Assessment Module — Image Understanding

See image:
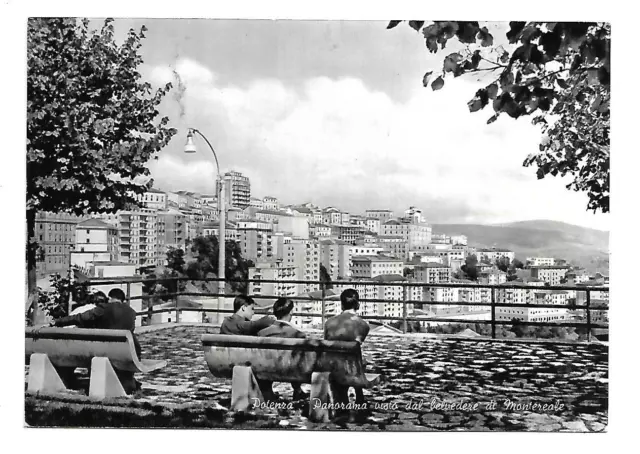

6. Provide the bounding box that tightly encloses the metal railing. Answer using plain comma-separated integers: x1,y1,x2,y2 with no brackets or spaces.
85,276,609,341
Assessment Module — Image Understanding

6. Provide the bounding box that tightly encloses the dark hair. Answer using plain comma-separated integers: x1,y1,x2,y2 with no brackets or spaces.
90,291,108,305
340,288,360,311
273,297,294,319
108,288,126,302
233,295,255,313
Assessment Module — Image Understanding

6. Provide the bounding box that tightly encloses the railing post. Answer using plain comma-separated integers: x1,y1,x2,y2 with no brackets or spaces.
175,290,181,324
402,284,408,334
490,287,496,339
586,289,591,342
126,281,131,306
147,295,153,326
321,286,326,331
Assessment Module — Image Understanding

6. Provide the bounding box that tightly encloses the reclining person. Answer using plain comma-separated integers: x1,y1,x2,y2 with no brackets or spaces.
258,297,309,400
324,288,370,405
49,288,142,393
220,295,277,400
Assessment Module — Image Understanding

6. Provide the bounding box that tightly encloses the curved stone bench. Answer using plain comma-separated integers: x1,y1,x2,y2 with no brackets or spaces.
202,334,380,421
25,327,166,398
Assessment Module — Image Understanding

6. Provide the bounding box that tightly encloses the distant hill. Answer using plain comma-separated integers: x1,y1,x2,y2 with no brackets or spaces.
432,220,609,274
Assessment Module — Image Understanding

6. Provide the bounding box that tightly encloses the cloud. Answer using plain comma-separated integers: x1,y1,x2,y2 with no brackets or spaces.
146,58,609,230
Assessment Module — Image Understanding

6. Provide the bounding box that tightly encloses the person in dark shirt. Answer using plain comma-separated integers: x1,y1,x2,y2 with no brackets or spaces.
258,297,308,400
50,288,142,393
324,288,370,405
220,294,275,335
220,295,276,400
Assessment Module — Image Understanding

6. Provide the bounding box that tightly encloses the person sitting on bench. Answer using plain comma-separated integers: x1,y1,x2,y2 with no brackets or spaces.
220,295,275,335
324,288,370,405
49,288,142,393
258,297,309,400
220,295,277,400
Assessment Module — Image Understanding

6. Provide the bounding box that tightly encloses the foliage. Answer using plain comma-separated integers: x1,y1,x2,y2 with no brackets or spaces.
187,235,254,293
166,247,186,274
403,267,415,278
389,21,610,212
460,254,479,281
319,264,333,290
26,18,176,308
495,256,511,272
37,274,92,319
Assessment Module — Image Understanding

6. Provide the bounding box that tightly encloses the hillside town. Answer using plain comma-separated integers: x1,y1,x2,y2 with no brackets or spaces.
34,169,609,332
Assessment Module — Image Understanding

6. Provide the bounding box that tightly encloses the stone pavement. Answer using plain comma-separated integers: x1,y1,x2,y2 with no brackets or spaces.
127,325,607,431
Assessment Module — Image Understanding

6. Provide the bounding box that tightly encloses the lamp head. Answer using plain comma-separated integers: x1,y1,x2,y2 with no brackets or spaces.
184,129,197,153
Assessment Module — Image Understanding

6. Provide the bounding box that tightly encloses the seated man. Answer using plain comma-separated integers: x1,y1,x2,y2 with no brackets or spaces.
324,288,370,405
258,297,308,400
49,288,142,393
220,295,276,400
220,295,274,335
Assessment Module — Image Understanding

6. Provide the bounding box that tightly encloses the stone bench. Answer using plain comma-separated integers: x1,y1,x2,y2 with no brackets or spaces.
25,327,166,399
201,334,380,421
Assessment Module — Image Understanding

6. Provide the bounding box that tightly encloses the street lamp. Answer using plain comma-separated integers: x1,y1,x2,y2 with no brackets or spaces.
184,128,226,323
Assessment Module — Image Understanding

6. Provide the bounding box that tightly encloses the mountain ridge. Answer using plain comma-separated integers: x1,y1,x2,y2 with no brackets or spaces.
432,220,609,274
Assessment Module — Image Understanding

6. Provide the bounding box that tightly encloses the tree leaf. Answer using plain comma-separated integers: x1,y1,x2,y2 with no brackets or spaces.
487,114,499,124
477,26,494,47
408,21,425,32
422,71,433,87
486,83,499,100
443,52,463,73
431,76,445,91
387,20,402,29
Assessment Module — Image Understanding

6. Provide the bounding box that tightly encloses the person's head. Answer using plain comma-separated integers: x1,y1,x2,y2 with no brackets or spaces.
273,297,295,321
233,295,256,320
90,291,108,305
108,288,126,304
340,288,360,312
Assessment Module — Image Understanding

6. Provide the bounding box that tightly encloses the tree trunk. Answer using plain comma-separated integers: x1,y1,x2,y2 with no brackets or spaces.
26,209,40,325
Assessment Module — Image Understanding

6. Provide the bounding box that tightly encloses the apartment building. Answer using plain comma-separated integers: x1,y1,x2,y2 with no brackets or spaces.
309,224,332,238
320,239,352,280
282,239,320,295
365,218,381,235
381,219,432,258
350,245,385,256
262,196,278,211
414,263,452,284
477,248,515,263
102,209,160,270
220,170,251,209
377,235,407,259
276,214,310,240
202,221,239,242
71,219,119,269
35,211,86,277
478,268,507,285
365,209,393,223
248,261,298,298
526,257,556,267
136,188,167,211
350,255,404,279
157,209,188,252
530,265,570,286
237,222,284,263
330,224,365,244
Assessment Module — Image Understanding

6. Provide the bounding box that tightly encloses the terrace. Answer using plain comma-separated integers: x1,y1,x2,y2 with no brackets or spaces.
25,278,608,430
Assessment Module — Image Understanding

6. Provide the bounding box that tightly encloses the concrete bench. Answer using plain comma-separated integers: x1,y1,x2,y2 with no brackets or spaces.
25,327,166,399
202,334,380,421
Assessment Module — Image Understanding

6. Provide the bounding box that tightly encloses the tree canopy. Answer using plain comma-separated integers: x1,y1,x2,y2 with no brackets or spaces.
389,21,610,213
27,18,176,317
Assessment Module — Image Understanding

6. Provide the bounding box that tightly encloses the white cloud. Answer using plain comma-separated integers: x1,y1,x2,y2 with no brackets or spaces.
148,58,609,230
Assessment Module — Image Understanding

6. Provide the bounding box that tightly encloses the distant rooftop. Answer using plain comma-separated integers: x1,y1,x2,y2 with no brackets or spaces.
77,218,114,229
352,255,403,262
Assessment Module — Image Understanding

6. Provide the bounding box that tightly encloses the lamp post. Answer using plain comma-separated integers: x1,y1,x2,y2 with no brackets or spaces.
185,129,226,323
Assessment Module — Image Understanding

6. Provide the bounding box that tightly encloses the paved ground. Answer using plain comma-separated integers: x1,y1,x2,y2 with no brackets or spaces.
117,325,607,431
24,325,607,430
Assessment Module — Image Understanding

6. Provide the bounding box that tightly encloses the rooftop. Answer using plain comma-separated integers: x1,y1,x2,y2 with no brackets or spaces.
25,325,607,430
76,218,114,229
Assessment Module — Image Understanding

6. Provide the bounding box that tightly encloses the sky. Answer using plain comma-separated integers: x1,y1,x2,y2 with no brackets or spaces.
104,19,609,231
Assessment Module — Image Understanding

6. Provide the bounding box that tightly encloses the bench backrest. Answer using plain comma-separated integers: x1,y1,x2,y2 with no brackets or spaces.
202,334,370,386
25,327,145,372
